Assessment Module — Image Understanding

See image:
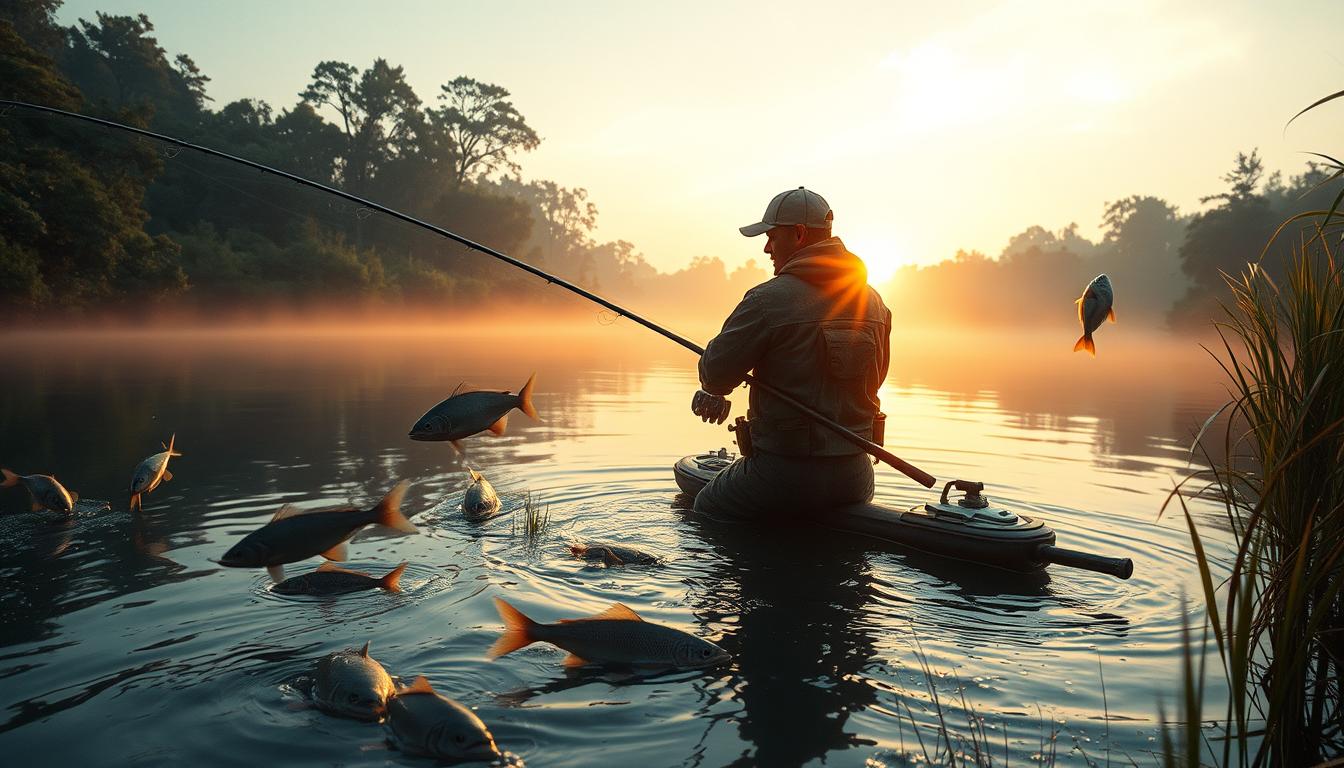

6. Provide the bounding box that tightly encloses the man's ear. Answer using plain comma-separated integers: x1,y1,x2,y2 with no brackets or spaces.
792,224,807,242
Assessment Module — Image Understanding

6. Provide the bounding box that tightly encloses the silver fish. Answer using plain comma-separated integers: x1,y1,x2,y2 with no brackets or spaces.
568,542,660,566
2,468,78,513
218,481,417,583
408,374,539,453
314,641,396,721
462,468,501,521
489,597,731,670
129,434,182,511
1074,273,1115,357
384,676,500,762
273,561,408,596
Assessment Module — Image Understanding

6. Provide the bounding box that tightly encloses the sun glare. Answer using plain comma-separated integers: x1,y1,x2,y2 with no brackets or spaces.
844,233,907,285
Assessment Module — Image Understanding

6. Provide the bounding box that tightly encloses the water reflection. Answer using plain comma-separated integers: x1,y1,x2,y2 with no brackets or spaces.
678,503,881,765
0,326,1228,766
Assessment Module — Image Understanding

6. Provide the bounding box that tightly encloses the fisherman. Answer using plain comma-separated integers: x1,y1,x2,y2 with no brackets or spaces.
691,188,892,520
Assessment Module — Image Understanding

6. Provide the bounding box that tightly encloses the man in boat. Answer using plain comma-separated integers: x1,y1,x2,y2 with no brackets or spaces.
691,187,892,519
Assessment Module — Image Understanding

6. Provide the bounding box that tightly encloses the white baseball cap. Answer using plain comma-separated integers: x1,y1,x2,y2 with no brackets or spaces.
739,187,834,237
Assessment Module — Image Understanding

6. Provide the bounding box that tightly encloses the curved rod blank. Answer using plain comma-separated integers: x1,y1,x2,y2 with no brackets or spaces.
0,99,937,488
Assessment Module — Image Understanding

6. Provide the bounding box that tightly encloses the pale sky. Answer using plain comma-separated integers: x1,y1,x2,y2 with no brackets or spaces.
57,0,1344,282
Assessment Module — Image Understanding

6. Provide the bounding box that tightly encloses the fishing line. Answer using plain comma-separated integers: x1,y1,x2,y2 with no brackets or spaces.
0,99,937,488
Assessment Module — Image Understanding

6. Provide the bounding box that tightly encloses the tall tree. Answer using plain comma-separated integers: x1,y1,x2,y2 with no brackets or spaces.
1095,195,1188,324
0,21,185,313
434,77,540,186
300,58,422,194
61,12,209,132
1170,150,1280,326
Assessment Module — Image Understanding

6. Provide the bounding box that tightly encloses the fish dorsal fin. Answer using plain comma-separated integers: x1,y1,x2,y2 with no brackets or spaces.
270,504,303,522
569,602,643,622
487,414,508,435
359,641,370,658
316,561,367,576
448,382,466,398
468,468,483,483
398,675,435,696
1108,307,1116,323
563,653,589,668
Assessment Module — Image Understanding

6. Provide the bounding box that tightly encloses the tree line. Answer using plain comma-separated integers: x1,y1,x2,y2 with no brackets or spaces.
1,1,1336,330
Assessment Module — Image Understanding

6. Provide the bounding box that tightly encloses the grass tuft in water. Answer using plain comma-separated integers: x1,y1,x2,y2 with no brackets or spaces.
1162,225,1344,765
511,491,550,544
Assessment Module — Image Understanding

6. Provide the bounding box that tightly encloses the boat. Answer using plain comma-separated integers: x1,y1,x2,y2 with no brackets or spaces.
674,450,1133,579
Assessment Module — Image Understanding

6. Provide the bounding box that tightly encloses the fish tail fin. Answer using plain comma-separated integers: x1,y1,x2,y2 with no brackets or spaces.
489,597,540,659
1073,334,1089,353
166,433,183,458
381,562,408,593
1,468,17,488
372,480,418,534
518,372,540,421
1087,336,1096,357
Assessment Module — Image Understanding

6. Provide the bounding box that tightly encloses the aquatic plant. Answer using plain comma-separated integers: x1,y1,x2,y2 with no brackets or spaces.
511,491,550,542
1164,223,1344,764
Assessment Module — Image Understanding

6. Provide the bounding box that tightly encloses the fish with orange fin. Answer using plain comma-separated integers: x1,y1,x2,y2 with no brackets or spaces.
2,468,78,513
408,373,540,454
129,433,182,512
273,561,409,596
1074,273,1115,357
217,481,417,583
488,597,731,670
384,676,500,762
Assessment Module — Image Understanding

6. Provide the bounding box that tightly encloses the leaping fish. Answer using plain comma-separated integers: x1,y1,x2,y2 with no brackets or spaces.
1074,274,1115,357
408,374,539,454
129,434,182,512
218,481,417,583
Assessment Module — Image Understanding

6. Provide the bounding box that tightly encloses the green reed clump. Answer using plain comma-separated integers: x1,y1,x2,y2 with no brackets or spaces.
1164,232,1344,765
511,491,550,541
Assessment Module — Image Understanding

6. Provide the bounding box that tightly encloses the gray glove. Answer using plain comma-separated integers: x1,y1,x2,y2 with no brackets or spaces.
691,389,732,425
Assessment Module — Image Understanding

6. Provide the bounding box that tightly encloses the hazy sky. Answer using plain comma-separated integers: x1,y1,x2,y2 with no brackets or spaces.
57,0,1344,281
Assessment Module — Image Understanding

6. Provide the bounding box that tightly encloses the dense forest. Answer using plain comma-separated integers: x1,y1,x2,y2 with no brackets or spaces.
0,0,1336,329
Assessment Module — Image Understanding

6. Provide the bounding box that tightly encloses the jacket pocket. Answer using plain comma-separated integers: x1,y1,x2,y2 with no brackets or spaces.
821,327,877,381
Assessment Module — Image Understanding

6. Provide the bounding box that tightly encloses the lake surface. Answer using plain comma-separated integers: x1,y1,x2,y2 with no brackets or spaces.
0,323,1233,767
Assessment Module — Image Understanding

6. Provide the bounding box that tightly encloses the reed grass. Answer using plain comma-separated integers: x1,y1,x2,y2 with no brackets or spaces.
511,490,550,542
1162,226,1344,765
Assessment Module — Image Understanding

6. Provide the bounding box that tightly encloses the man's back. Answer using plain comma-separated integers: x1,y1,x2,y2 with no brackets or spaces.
699,237,891,457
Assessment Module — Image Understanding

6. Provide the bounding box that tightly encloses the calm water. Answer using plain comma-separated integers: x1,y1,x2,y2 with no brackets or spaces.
0,324,1232,767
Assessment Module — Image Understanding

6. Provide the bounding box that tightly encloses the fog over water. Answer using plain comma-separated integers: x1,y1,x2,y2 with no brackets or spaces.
0,322,1233,766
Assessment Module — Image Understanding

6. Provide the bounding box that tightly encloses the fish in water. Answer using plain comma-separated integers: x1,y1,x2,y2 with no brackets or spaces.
384,676,500,762
218,481,417,583
2,468,78,513
489,597,731,670
408,373,539,453
272,561,408,596
462,468,501,521
313,641,396,721
1073,273,1115,357
129,433,183,512
568,542,661,566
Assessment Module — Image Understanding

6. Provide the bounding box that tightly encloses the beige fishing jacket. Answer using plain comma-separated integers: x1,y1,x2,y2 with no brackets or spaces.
699,237,892,457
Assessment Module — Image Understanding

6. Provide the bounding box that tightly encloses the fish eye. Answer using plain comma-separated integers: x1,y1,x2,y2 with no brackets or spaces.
455,734,465,744
347,692,360,703
701,648,712,657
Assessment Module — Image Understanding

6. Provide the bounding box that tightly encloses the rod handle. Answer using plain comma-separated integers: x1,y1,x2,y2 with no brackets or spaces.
1036,545,1134,580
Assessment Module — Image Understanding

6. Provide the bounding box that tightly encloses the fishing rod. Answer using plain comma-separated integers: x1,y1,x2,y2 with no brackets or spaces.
1,99,937,488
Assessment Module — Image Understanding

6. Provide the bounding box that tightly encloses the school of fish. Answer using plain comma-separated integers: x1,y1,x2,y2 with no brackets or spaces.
2,372,744,764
